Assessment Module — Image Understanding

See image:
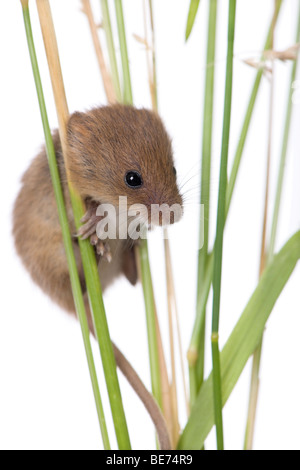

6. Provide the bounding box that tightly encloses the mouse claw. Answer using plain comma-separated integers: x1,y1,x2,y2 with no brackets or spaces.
96,241,112,263
96,240,105,256
80,200,98,223
90,233,99,246
78,218,101,240
80,209,93,224
105,244,112,263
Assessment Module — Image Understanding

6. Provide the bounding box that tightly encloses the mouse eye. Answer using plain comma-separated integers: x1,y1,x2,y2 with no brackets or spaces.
173,166,177,177
125,171,143,188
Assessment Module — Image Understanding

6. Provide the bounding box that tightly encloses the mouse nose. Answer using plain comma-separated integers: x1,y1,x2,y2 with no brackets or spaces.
145,187,183,226
148,199,183,227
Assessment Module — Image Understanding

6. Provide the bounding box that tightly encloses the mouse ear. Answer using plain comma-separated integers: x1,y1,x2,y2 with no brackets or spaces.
67,111,92,145
68,111,86,132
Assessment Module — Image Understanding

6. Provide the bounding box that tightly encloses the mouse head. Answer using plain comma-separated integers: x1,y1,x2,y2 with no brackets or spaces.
67,105,183,229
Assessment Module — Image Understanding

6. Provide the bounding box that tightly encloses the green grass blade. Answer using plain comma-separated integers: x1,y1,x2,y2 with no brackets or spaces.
111,3,162,412
178,231,300,450
148,0,158,112
76,220,131,450
139,239,163,409
100,0,122,101
212,0,236,339
188,0,283,364
268,7,300,263
20,0,110,449
185,0,201,41
244,4,300,449
211,0,236,449
225,0,282,216
114,0,133,104
34,0,131,449
192,0,218,403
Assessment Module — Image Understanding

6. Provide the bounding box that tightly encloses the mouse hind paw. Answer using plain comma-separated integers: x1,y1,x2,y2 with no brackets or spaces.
90,235,112,263
77,201,112,263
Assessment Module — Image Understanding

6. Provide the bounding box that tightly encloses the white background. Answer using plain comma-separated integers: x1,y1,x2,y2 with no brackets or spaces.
1,0,300,450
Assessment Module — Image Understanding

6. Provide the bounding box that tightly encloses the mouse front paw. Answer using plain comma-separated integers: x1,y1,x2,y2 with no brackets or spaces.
77,200,101,239
77,201,112,263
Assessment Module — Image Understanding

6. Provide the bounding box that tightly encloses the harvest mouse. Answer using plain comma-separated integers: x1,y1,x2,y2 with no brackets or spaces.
13,104,183,449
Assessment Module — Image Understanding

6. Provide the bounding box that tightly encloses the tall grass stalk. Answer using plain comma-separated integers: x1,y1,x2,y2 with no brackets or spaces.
88,0,173,431
20,0,110,449
225,0,282,214
244,2,300,449
84,3,170,441
100,0,122,101
154,307,174,441
163,235,180,445
35,0,131,449
211,0,236,449
185,0,202,41
143,0,182,438
81,0,116,103
244,2,276,449
179,231,300,449
148,0,158,111
188,1,283,366
139,242,163,410
190,0,218,407
164,228,189,420
146,1,186,441
268,7,300,262
114,0,132,104
111,0,164,415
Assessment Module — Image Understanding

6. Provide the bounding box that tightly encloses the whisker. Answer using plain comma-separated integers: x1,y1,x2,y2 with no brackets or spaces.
178,172,200,193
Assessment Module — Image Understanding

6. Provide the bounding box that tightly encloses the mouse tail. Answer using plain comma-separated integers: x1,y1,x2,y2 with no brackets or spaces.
83,297,172,450
111,341,172,450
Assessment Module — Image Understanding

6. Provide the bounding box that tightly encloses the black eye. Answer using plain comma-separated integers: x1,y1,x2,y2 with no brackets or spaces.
173,166,177,177
125,171,143,188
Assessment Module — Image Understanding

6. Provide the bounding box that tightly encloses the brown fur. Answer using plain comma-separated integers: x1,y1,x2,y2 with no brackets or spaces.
13,105,182,310
67,105,182,209
13,105,182,450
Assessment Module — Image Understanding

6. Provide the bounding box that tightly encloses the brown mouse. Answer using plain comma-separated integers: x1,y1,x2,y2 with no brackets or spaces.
13,104,183,449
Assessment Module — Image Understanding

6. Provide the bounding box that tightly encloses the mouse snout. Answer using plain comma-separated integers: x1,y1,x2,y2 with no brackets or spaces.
147,192,183,227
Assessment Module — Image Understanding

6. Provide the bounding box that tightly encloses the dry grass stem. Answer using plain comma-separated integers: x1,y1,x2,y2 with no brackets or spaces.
135,245,174,446
133,33,152,50
143,0,156,110
243,43,299,77
154,311,174,448
164,235,189,419
173,286,190,417
263,43,300,61
244,2,276,449
163,237,180,447
36,0,69,160
81,0,117,104
243,58,272,76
